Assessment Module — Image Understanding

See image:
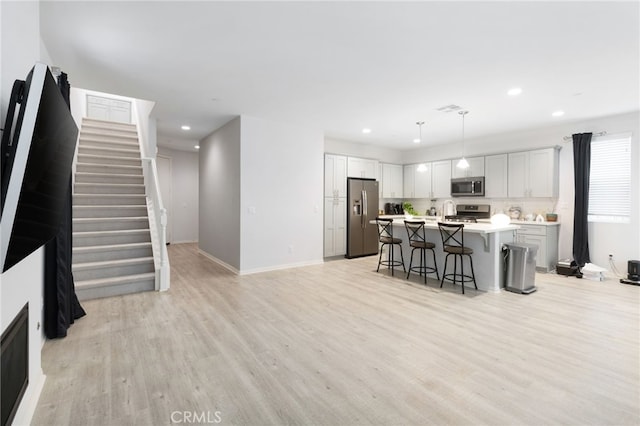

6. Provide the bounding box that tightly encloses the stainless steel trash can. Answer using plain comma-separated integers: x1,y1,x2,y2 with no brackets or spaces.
504,242,538,294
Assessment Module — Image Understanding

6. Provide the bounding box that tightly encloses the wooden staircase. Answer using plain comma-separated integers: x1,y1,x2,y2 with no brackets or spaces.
73,118,155,300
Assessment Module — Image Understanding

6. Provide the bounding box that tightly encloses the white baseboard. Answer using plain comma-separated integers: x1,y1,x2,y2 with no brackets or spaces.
197,249,240,274
239,259,324,275
197,249,323,276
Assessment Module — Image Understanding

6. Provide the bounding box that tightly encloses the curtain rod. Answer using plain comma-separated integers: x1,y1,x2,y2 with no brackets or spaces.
562,131,607,141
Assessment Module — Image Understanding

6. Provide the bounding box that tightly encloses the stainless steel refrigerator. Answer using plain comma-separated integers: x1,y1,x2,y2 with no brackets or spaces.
346,178,379,258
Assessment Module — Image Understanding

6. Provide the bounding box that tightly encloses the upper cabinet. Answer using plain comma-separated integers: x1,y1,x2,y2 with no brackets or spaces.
508,148,559,198
432,160,452,198
381,163,403,198
347,157,378,179
324,154,347,198
404,163,434,199
484,154,508,198
451,156,485,178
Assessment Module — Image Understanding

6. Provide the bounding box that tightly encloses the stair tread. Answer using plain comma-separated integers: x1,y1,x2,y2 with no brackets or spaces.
75,272,156,289
79,138,138,146
73,256,154,269
76,172,142,177
82,117,136,126
74,205,147,208
73,242,152,252
74,216,149,222
76,163,142,171
76,182,144,187
74,193,146,197
80,145,140,154
74,229,150,236
78,153,141,161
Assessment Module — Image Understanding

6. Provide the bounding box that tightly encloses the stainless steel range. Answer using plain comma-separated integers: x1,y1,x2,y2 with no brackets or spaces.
444,204,491,223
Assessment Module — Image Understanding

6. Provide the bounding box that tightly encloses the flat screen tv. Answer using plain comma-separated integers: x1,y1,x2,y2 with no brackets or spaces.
0,62,78,272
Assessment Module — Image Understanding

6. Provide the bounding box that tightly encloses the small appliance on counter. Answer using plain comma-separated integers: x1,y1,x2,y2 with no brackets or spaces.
508,206,521,220
383,202,403,215
620,260,640,285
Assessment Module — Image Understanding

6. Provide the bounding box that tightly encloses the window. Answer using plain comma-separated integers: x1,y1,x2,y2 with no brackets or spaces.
588,134,631,223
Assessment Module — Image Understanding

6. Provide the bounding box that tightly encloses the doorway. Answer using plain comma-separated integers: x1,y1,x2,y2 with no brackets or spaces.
156,155,173,244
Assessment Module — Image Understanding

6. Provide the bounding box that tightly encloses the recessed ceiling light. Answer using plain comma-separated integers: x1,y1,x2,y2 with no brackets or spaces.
181,125,191,130
507,87,522,96
413,138,421,144
194,145,200,149
362,128,371,134
551,110,565,117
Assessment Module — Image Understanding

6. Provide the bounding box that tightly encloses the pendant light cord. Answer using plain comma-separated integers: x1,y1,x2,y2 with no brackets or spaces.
459,110,468,156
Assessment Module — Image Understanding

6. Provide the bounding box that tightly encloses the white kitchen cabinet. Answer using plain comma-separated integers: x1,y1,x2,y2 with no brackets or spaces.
403,165,415,198
451,156,485,178
508,148,559,198
515,223,559,272
484,154,508,198
324,197,346,257
347,157,378,179
431,160,452,198
414,163,432,198
381,163,403,198
324,154,347,198
528,148,558,197
404,163,434,199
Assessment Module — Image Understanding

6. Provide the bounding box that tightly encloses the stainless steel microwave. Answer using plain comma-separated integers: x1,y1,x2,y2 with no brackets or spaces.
451,176,485,197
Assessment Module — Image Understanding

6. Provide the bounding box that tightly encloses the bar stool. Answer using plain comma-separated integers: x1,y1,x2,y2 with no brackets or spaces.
404,220,439,284
376,218,405,276
437,222,477,294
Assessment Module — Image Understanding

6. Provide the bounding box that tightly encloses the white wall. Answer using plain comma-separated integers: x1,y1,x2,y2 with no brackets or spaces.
199,118,242,270
325,137,404,164
0,2,47,424
401,111,640,272
240,115,324,273
199,115,324,274
158,147,199,243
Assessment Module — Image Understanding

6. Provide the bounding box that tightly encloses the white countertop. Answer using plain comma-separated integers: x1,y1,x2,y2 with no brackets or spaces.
373,217,520,234
477,218,561,226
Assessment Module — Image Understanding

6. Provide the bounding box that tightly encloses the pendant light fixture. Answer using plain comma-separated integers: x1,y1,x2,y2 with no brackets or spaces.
414,121,424,143
457,111,470,169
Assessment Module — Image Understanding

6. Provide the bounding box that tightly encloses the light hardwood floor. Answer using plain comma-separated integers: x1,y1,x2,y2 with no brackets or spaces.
32,243,639,425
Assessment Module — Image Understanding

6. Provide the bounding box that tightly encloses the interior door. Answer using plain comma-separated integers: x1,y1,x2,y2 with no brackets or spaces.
156,155,173,244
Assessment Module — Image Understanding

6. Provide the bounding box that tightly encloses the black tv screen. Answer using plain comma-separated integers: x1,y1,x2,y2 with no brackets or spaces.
0,63,78,272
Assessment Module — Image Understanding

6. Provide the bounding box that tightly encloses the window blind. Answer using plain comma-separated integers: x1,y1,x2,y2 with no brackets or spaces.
588,135,631,223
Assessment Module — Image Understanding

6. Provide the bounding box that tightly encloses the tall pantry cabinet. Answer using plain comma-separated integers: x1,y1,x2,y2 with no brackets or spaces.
324,154,347,257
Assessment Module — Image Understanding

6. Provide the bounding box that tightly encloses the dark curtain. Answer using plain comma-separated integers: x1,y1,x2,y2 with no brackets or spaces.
572,132,592,268
44,71,85,339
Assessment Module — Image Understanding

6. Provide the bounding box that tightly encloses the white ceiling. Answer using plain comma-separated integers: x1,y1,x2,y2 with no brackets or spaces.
40,1,639,152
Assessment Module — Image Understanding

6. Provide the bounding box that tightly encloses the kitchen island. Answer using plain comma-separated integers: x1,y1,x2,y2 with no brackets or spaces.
374,217,520,292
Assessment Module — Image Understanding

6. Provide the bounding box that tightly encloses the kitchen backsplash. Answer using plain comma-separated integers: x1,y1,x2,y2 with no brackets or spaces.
387,197,559,219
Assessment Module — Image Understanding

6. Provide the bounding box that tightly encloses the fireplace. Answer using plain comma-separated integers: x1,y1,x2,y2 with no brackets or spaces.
1,303,28,426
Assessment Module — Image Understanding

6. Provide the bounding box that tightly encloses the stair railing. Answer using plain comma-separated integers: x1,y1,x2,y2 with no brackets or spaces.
141,157,170,291
132,99,170,291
